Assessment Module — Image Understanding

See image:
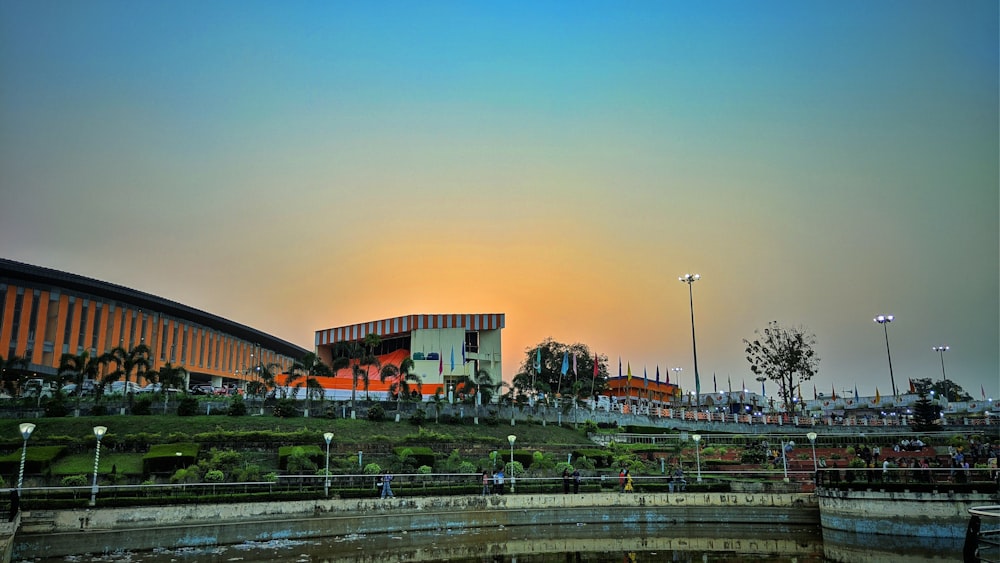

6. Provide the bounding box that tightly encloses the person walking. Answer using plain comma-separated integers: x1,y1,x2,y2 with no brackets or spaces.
380,470,394,499
572,468,581,494
619,468,626,493
494,469,505,495
482,470,491,496
624,469,634,493
562,468,571,494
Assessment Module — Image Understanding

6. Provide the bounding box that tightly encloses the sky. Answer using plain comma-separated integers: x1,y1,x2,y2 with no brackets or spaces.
1,1,997,401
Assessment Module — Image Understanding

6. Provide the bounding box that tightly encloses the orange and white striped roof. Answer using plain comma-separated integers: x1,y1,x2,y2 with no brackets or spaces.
315,313,505,346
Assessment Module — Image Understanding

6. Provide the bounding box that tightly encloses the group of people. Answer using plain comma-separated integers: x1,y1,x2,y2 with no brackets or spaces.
481,469,507,495
561,468,582,493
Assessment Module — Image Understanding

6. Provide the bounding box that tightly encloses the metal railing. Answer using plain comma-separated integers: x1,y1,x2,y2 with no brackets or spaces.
966,505,1000,563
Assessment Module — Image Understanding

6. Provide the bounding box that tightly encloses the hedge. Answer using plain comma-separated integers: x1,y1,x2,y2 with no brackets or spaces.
142,443,200,474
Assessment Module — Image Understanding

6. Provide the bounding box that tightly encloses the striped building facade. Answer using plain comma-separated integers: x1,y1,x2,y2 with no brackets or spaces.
0,258,307,390
315,313,504,398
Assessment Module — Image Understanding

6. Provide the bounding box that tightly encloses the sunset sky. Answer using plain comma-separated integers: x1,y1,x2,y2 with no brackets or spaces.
1,1,997,400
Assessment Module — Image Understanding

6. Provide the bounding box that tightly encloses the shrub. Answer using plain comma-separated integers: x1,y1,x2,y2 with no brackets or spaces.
91,404,108,416
367,404,385,422
204,470,225,482
285,447,319,474
44,394,70,417
61,475,87,487
417,465,432,474
273,398,298,418
363,463,382,475
410,408,427,425
177,396,199,417
132,395,153,416
228,395,247,417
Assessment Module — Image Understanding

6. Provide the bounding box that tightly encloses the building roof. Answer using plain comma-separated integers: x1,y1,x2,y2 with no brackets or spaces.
0,257,308,358
316,313,505,346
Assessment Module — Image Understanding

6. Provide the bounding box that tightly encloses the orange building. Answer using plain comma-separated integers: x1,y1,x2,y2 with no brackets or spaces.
603,375,680,408
0,258,306,389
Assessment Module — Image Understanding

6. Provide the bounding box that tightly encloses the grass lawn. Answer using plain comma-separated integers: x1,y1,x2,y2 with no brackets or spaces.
51,452,145,476
0,413,598,449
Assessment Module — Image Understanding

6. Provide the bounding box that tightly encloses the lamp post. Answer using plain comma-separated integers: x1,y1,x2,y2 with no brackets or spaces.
756,376,766,412
671,368,682,405
691,434,702,483
932,346,950,401
780,440,789,482
807,431,818,473
874,314,897,397
17,422,35,493
679,274,701,408
323,432,334,497
90,426,107,506
507,435,516,493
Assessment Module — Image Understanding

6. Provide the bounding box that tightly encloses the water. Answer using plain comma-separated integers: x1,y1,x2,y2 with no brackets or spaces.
23,522,965,562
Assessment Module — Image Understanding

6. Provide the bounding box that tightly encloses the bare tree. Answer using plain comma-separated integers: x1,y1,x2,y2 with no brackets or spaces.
744,321,819,414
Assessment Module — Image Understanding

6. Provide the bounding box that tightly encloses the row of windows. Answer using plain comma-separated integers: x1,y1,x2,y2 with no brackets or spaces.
0,282,294,378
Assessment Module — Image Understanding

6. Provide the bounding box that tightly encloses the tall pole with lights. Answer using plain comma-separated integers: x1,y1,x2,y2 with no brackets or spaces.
323,432,334,497
679,274,701,408
874,314,897,398
90,425,107,506
17,422,35,493
932,346,950,401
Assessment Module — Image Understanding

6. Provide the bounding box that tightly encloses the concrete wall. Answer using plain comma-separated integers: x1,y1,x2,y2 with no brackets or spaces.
817,488,993,538
15,492,818,559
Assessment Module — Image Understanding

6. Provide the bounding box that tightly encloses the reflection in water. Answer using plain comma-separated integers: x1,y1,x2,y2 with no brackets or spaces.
27,522,963,562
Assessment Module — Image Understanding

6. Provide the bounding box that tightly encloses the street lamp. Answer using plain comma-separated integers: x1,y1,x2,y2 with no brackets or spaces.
679,274,701,408
691,434,702,483
874,314,897,397
17,422,35,493
507,435,516,493
671,367,682,405
780,440,789,482
807,431,818,473
90,426,107,506
323,432,334,497
932,346,950,401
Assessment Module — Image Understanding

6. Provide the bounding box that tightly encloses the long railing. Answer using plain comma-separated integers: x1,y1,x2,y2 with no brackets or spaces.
966,505,1000,563
816,467,999,491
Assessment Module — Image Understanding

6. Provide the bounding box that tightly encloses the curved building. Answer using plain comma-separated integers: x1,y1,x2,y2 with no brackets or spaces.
0,258,307,389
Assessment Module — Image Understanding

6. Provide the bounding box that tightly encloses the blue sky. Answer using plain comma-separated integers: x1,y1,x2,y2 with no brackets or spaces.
1,1,997,399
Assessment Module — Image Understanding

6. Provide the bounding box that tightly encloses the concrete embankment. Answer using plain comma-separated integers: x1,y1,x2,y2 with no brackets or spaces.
15,492,818,560
817,488,995,538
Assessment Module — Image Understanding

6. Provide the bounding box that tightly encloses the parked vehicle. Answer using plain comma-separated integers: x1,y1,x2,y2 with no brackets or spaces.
138,383,181,394
23,378,55,398
109,381,142,395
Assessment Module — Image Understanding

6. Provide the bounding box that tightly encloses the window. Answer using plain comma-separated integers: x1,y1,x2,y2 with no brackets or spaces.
77,300,89,350
92,304,103,351
63,297,75,353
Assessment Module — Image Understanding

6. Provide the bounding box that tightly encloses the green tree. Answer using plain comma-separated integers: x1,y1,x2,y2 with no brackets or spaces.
911,377,971,402
57,350,106,414
910,390,943,432
108,344,152,407
744,322,819,414
380,356,422,414
518,339,608,403
361,333,382,401
287,352,333,416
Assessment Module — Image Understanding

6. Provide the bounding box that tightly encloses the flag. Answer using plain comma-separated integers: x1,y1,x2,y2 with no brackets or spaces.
982,385,987,400
618,357,622,379
854,384,859,399
713,373,717,393
572,354,577,377
831,385,836,400
438,353,443,376
813,385,817,400
665,369,670,385
695,372,701,395
797,383,802,401
450,346,455,373
656,366,661,384
728,376,732,394
561,351,569,376
461,341,466,364
643,366,648,388
909,379,916,393
535,347,541,374
875,387,881,404
627,362,632,381
593,353,599,377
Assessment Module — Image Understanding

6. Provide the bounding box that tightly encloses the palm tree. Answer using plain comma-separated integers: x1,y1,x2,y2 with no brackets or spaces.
57,350,105,415
350,363,367,418
361,333,382,401
287,352,333,417
430,388,446,423
0,353,30,398
380,356,422,420
109,344,152,407
155,362,188,392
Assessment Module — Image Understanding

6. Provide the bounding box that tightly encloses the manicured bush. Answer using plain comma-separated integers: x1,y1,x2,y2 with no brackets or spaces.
143,443,200,474
367,404,385,422
177,396,199,417
228,395,247,417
